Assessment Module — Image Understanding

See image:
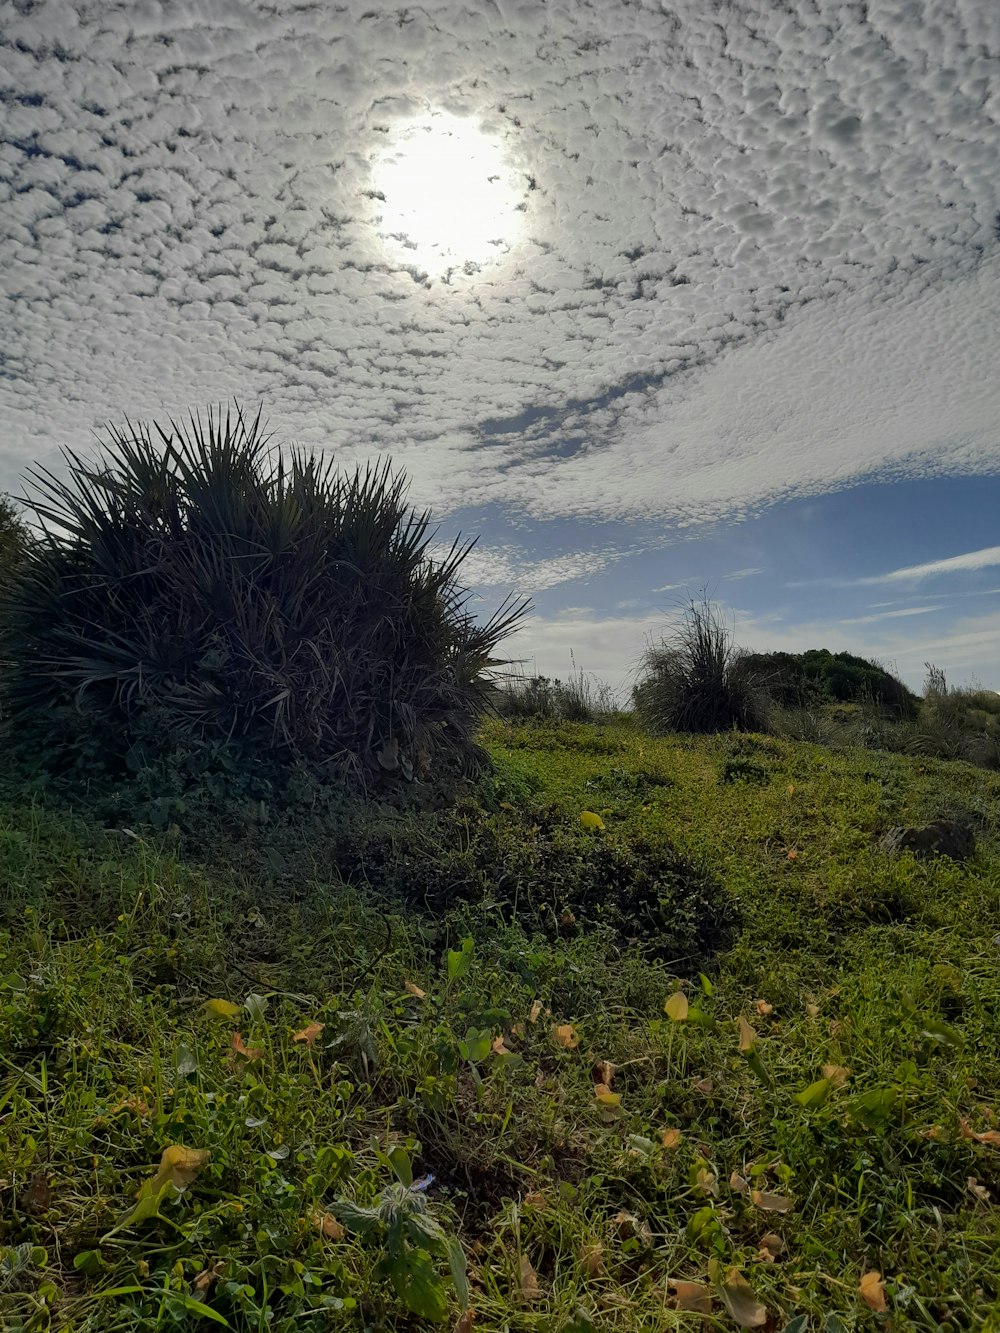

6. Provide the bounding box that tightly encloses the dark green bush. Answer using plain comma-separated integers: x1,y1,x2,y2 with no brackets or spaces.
741,647,917,718
632,599,769,735
0,406,528,797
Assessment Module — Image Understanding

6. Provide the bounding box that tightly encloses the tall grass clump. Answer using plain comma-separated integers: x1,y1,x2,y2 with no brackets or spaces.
896,662,1000,768
0,405,528,796
632,598,769,735
492,661,617,724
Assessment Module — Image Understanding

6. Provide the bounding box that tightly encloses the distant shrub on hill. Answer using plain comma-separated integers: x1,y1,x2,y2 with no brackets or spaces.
742,647,917,717
632,599,769,735
897,663,1000,768
492,666,617,724
0,406,528,803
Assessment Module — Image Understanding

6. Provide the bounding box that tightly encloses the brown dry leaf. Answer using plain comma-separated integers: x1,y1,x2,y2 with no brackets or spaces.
859,1270,888,1313
523,1190,548,1209
192,1262,225,1295
696,1167,719,1197
560,910,577,926
660,1127,683,1149
312,1209,346,1240
528,1000,543,1024
403,980,427,1000
719,1268,768,1327
144,1145,210,1198
579,1242,603,1277
918,1125,944,1141
292,1022,324,1048
510,1022,525,1038
670,1279,712,1315
757,1233,784,1262
786,848,799,861
552,1023,580,1050
720,1269,768,1322
754,1000,774,1017
821,1064,850,1087
231,1032,263,1062
593,1059,616,1086
612,1210,639,1236
454,1311,475,1333
804,1001,820,1017
693,1075,714,1095
960,1118,1000,1146
729,1171,749,1194
518,1253,542,1302
664,990,689,1022
737,1016,757,1053
750,1190,794,1213
491,1036,514,1056
967,1177,992,1203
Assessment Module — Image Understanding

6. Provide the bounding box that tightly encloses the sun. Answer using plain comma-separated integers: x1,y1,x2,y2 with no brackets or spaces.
371,112,524,277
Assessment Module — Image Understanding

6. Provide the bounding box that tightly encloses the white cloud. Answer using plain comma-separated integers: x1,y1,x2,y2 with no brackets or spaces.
839,605,945,625
843,546,1000,587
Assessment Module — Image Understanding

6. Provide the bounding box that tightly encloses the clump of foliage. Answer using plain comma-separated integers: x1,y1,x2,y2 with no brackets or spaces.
632,599,769,735
0,406,527,797
0,494,31,606
491,665,616,724
742,647,917,718
897,663,1000,769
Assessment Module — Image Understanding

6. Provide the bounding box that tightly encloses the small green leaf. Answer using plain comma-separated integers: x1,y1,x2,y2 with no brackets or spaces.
699,972,714,997
782,1317,809,1333
795,1078,832,1109
446,1233,469,1311
919,1016,963,1048
447,937,474,983
387,1144,413,1187
166,1293,232,1327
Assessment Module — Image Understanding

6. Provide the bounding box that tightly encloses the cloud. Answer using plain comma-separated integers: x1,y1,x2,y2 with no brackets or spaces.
1,0,998,531
838,605,945,626
844,546,1000,587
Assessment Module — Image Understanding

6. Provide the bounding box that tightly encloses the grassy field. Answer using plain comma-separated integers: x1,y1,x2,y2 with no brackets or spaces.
2,715,1000,1330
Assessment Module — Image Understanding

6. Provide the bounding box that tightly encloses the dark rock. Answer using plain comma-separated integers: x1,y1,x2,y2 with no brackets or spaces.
878,819,975,862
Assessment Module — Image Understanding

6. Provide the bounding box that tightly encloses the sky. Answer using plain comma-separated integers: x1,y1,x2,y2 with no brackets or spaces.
2,0,999,698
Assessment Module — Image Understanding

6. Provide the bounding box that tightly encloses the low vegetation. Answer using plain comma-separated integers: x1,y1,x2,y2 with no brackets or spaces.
2,715,999,1330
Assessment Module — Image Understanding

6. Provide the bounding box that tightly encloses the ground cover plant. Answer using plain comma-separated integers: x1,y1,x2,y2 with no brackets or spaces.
2,715,1000,1330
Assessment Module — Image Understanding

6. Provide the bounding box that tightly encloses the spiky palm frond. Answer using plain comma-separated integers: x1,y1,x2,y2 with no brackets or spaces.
1,405,530,790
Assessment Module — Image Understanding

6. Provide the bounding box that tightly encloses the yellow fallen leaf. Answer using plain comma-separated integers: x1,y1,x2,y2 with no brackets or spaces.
750,1190,794,1213
203,998,241,1020
754,1000,774,1017
660,1127,682,1149
552,1023,580,1050
293,1022,324,1048
580,810,605,831
403,980,427,1000
312,1209,346,1240
821,1064,850,1087
804,1002,820,1017
579,1241,603,1277
141,1145,210,1200
491,1036,514,1056
786,784,795,795
670,1279,712,1314
738,1016,757,1053
595,1083,621,1106
518,1253,542,1302
859,1270,888,1313
696,1167,718,1196
528,1000,543,1024
664,991,689,1022
718,1268,767,1327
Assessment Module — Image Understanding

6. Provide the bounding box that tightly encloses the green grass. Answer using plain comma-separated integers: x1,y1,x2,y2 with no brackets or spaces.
2,719,1000,1330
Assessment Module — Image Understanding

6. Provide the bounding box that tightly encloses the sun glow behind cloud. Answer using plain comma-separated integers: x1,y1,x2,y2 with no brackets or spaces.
371,113,524,277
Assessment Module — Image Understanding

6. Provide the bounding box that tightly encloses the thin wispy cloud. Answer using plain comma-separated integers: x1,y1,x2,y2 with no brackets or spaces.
793,546,1000,589
839,606,945,626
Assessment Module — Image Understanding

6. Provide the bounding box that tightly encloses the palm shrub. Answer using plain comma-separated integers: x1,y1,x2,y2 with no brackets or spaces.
632,598,769,734
0,406,528,794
